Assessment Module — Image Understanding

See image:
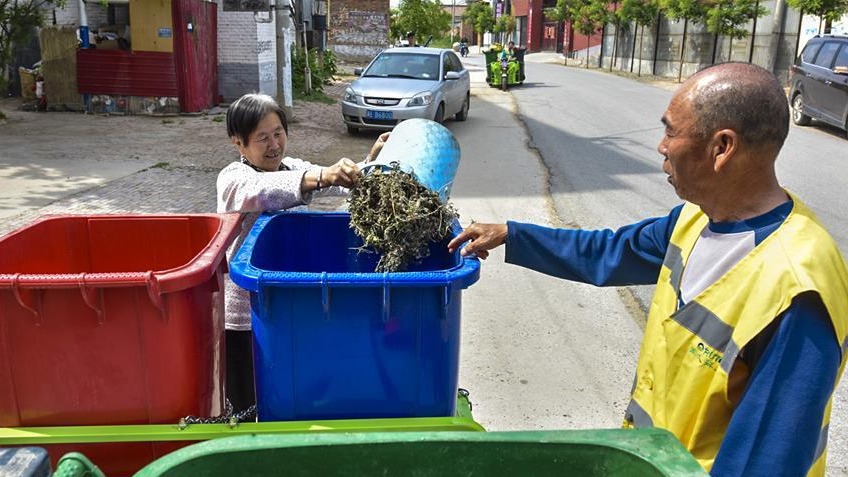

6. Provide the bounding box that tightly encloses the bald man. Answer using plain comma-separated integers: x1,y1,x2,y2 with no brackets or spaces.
448,62,848,476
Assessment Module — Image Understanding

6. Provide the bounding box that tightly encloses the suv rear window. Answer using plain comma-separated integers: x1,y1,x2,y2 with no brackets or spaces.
835,45,848,68
801,42,821,63
813,41,841,68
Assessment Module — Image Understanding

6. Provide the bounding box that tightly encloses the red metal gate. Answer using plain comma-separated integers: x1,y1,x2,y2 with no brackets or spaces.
542,21,558,51
172,0,218,112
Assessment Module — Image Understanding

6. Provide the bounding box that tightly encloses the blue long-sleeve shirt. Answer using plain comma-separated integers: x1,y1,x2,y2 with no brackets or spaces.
504,202,840,476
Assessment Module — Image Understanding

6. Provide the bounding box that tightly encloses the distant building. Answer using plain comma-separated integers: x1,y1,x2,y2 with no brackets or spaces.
440,0,472,44
327,0,390,62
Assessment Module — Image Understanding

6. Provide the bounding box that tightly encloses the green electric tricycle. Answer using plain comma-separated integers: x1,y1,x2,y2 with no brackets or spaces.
485,44,526,90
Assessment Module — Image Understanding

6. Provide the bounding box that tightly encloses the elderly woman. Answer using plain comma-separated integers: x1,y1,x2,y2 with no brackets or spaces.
217,93,387,413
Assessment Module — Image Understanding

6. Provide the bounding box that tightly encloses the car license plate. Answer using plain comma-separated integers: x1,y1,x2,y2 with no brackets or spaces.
366,110,393,120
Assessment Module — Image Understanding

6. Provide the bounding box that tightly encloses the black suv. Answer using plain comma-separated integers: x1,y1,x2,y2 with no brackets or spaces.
789,35,848,139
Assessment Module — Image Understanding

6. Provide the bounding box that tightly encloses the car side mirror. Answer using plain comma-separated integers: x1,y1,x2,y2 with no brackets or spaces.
834,66,848,75
354,67,364,76
444,71,461,81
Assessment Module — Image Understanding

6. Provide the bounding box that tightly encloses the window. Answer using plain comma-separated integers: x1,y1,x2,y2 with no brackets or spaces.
813,41,840,69
834,44,848,69
365,53,439,80
801,42,821,64
445,53,462,73
443,54,454,73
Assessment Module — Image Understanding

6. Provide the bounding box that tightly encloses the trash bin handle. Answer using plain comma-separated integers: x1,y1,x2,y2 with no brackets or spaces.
11,273,41,322
145,271,167,320
78,274,105,324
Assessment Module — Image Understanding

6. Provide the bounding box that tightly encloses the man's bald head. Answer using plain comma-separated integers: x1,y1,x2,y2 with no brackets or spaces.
683,62,789,153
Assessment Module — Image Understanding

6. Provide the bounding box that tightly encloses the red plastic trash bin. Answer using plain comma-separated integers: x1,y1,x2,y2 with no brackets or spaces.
0,213,242,475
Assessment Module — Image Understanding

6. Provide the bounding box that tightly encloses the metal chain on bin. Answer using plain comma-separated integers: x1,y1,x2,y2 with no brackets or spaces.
178,400,256,429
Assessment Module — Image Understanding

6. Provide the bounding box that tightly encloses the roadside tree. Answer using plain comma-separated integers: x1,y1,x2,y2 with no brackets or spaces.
704,0,766,63
573,0,611,68
463,0,495,49
494,13,516,44
786,0,848,34
618,0,660,76
659,0,706,81
390,0,451,46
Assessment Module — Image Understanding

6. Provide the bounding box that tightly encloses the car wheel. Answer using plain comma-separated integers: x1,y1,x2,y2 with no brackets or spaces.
455,94,469,121
347,125,359,134
434,104,444,124
792,94,812,126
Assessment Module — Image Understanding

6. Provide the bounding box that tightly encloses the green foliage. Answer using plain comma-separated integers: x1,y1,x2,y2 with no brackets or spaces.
571,0,610,37
494,14,516,41
321,49,338,80
463,0,496,40
618,0,660,27
544,0,577,22
704,0,766,39
427,36,455,48
291,45,340,97
0,0,66,93
659,0,706,22
293,89,336,104
786,0,848,23
545,0,609,36
390,0,451,44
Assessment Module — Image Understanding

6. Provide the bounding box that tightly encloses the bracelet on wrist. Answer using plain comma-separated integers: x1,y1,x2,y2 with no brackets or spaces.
317,168,324,190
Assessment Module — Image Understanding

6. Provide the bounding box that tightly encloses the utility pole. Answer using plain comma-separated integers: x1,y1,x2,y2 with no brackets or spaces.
451,0,456,43
275,0,294,121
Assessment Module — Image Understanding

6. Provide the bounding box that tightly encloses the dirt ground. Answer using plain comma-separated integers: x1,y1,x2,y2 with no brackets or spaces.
0,79,381,173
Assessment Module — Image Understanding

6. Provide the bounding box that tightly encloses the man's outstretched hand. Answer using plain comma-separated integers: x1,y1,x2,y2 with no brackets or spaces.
447,223,508,260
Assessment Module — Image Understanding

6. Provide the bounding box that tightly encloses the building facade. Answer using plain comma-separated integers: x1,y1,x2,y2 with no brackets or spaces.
327,0,390,62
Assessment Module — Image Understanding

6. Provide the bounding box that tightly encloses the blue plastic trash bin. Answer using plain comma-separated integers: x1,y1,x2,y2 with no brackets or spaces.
228,211,480,422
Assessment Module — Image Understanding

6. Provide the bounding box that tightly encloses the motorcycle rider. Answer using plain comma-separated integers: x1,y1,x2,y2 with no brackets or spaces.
460,37,469,57
497,41,521,85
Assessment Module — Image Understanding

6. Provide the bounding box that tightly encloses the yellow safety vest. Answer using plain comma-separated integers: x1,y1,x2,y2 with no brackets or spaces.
624,195,848,475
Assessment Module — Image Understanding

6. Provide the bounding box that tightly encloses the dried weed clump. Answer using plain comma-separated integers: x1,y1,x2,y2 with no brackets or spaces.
349,163,458,272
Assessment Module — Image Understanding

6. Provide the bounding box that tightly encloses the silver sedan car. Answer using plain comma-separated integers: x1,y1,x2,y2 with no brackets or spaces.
341,47,471,133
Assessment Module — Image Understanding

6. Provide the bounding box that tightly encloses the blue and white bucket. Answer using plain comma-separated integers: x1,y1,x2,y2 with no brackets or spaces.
364,118,461,203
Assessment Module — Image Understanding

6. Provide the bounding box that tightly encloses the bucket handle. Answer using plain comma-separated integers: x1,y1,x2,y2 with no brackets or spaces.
11,273,41,323
382,273,391,324
442,285,452,321
77,274,105,324
145,271,167,320
320,272,330,319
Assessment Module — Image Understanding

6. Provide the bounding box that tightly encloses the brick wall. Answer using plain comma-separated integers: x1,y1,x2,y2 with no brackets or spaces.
328,0,389,62
216,7,278,101
52,3,110,32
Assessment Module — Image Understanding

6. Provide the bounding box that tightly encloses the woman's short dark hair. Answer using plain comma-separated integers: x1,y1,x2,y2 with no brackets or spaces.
226,93,288,147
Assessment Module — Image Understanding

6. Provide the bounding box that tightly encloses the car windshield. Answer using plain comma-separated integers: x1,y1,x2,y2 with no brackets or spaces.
362,53,441,81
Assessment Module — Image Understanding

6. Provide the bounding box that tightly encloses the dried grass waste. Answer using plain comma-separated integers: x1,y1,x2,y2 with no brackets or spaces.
348,162,458,273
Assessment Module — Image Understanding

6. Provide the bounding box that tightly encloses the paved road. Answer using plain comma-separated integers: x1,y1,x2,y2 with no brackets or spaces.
449,59,642,434
490,52,848,475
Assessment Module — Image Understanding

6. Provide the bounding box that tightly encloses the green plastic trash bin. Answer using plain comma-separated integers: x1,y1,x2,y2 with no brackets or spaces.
135,429,708,476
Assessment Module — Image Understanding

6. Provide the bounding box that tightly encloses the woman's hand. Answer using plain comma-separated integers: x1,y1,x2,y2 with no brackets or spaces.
321,157,361,189
366,132,391,162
